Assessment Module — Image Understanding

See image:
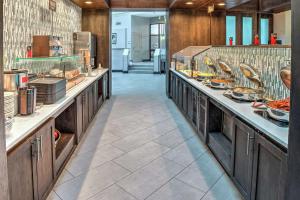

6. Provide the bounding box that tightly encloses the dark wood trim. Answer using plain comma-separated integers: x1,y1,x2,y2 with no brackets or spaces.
0,0,9,198
287,0,300,199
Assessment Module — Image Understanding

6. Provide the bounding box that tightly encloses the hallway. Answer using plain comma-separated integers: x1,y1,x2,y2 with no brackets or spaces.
48,73,242,200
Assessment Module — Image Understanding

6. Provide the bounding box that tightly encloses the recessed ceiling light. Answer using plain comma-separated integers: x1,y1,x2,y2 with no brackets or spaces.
185,1,194,5
218,2,226,6
85,1,93,4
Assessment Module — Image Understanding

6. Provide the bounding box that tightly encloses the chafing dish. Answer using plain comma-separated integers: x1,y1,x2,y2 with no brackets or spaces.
229,63,264,101
265,66,291,122
205,59,235,89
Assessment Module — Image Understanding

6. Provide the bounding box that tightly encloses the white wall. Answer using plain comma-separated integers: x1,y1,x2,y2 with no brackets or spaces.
111,13,132,71
273,10,291,45
131,16,150,62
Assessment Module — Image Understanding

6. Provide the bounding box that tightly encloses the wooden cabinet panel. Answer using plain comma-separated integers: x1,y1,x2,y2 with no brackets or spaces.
88,86,94,122
197,93,208,141
82,89,89,132
76,94,84,141
36,119,55,200
232,118,255,199
93,82,98,115
251,134,287,200
7,135,37,200
182,81,189,115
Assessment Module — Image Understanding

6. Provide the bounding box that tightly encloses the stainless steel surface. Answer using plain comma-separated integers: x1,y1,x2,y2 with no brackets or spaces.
267,107,289,122
280,66,291,90
240,63,263,88
218,61,234,78
229,87,264,101
73,32,97,68
4,69,28,91
204,56,217,74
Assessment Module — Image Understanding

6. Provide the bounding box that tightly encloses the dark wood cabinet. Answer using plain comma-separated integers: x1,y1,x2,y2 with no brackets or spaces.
251,134,287,200
82,89,89,132
76,93,84,141
7,134,37,200
232,118,255,200
88,85,94,122
182,81,189,114
191,88,199,129
35,120,55,200
197,92,208,141
7,119,55,200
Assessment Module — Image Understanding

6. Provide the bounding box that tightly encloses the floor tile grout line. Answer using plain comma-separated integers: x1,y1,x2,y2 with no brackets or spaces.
174,177,207,194
142,156,204,200
199,174,226,200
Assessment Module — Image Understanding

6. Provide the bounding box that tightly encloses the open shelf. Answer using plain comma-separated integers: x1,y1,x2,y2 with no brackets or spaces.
208,132,232,171
55,133,75,159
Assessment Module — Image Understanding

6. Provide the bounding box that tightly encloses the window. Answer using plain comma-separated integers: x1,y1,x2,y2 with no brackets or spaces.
242,17,253,45
226,16,236,45
260,18,269,45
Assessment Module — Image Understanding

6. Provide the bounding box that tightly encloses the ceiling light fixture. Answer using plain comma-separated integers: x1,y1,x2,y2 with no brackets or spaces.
85,1,93,4
185,1,194,5
218,2,226,6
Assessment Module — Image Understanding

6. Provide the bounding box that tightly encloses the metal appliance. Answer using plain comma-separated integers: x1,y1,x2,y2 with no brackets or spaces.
73,32,97,69
4,69,29,91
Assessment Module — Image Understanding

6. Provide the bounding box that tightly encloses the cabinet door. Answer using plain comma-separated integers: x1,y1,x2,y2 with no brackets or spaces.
170,73,174,98
232,118,255,199
103,73,108,100
182,81,188,114
178,79,183,109
7,135,37,200
187,85,193,121
82,90,89,132
191,88,198,129
36,119,55,200
88,86,94,122
76,93,84,141
93,82,98,114
251,134,287,200
197,93,208,141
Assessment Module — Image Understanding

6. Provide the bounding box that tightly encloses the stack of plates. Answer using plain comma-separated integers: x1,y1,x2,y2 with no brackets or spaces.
4,92,15,119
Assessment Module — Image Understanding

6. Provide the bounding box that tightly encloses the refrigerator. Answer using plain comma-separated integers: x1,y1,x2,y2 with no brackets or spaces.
73,32,97,69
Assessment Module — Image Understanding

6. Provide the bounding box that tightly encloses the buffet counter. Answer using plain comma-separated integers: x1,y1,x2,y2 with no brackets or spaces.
170,68,289,149
5,68,109,152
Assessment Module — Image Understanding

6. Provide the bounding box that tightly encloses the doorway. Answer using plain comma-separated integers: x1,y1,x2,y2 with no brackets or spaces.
111,11,168,74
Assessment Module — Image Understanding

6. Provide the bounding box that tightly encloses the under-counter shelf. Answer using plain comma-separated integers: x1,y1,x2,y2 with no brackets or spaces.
55,133,75,159
208,132,232,172
207,99,234,174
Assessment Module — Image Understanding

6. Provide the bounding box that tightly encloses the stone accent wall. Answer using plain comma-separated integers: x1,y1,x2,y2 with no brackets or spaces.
3,0,82,69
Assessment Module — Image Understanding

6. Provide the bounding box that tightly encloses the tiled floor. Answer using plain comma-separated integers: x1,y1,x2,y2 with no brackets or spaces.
48,73,243,200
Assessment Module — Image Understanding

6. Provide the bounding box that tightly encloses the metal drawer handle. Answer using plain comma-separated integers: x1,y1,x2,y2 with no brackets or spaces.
40,135,43,159
246,133,254,155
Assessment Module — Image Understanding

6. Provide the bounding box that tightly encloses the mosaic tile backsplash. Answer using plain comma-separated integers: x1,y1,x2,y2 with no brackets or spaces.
195,46,291,100
3,0,82,69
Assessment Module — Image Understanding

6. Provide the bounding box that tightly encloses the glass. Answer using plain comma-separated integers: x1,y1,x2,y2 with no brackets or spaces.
242,17,253,45
173,46,212,78
226,16,236,45
260,18,269,45
151,24,159,35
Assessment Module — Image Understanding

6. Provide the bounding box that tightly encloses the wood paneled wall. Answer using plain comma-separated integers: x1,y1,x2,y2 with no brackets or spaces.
82,9,110,68
0,0,9,198
169,9,226,60
111,0,169,8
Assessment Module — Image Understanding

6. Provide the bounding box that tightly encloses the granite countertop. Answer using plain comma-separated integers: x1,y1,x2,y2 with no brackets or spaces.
5,69,109,152
171,69,289,149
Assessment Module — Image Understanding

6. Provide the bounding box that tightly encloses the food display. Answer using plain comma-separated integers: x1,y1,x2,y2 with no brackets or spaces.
267,98,290,112
173,46,211,78
227,63,264,101
264,66,291,122
266,98,290,122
